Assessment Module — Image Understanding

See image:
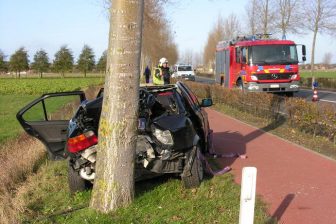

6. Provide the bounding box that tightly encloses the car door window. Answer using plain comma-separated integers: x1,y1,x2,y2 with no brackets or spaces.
179,83,200,109
23,95,81,122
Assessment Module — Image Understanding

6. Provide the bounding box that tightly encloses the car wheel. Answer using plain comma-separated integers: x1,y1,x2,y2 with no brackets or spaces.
68,161,91,194
182,145,204,188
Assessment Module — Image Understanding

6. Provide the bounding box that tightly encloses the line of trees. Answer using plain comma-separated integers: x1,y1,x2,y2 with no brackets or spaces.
0,0,178,78
203,0,336,73
0,45,107,78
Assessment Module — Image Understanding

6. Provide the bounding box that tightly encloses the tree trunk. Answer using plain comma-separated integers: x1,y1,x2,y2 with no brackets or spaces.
90,0,144,213
310,2,320,79
310,31,317,76
310,30,318,88
263,0,269,34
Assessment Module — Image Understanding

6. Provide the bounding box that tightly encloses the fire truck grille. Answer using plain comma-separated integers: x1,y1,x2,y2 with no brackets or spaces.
257,73,293,80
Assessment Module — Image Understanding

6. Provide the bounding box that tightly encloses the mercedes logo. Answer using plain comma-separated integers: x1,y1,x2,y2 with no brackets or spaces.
271,74,279,79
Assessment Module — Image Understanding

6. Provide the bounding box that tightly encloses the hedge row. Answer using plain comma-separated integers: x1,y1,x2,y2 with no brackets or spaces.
185,82,336,143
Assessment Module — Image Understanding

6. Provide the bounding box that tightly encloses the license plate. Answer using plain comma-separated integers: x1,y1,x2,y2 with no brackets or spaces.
270,84,279,88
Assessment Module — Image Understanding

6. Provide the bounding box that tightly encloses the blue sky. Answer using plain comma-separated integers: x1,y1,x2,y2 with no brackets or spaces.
0,0,335,63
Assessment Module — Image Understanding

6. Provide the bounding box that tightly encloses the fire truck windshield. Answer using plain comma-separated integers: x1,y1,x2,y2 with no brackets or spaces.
178,66,192,71
251,45,298,65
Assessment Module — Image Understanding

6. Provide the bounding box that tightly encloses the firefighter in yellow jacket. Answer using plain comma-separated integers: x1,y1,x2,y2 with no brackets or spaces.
153,57,170,85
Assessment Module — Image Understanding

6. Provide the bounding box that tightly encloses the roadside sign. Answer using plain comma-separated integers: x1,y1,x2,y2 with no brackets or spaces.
239,167,257,224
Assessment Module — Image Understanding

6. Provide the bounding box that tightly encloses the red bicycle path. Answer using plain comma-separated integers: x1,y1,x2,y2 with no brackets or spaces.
207,109,336,224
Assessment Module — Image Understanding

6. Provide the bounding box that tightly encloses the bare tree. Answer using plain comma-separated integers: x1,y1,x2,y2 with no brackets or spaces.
245,0,259,35
203,15,224,71
141,0,178,68
322,52,333,67
203,13,241,71
90,0,144,213
193,51,203,67
304,0,336,75
103,0,178,70
181,49,193,64
223,13,241,40
274,0,304,37
259,0,276,34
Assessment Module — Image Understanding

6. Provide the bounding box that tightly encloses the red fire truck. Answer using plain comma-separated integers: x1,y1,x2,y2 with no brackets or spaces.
215,34,306,96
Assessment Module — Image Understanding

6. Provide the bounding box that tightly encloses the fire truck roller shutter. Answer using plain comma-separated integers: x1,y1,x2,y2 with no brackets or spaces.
224,50,230,88
216,51,224,85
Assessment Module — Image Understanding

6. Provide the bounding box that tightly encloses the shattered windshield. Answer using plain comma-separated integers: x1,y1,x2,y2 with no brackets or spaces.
178,66,192,71
150,91,181,117
251,45,298,65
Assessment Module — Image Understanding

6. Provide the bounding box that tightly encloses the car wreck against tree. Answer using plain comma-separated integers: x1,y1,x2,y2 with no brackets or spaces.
17,82,213,193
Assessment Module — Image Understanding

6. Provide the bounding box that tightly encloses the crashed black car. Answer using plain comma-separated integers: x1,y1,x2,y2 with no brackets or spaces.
17,82,213,193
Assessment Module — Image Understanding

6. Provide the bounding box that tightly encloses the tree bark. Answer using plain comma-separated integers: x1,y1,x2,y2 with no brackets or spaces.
90,0,144,213
310,0,321,78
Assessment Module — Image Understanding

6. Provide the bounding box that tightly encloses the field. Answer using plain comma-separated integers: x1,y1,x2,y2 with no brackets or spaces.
0,77,104,95
0,77,104,143
300,70,336,78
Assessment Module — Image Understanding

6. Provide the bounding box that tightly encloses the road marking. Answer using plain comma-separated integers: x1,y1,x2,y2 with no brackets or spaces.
320,99,336,104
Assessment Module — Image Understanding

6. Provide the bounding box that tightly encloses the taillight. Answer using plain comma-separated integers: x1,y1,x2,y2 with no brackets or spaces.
67,131,98,153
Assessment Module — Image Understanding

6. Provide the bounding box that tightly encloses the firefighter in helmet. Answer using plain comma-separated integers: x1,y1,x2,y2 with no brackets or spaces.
153,57,170,85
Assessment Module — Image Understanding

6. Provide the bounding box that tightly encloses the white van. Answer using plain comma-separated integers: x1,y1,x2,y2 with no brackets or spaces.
172,64,195,81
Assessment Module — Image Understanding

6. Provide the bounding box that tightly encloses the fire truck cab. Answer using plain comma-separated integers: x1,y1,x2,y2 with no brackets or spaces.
215,35,306,95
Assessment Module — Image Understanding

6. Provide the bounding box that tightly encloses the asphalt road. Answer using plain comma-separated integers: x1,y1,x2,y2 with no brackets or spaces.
295,89,336,104
194,76,336,105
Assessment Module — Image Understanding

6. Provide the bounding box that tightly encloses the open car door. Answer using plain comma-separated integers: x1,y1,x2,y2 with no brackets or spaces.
17,91,86,160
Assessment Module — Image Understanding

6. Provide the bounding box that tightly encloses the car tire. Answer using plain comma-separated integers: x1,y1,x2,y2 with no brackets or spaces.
68,161,91,194
182,145,204,188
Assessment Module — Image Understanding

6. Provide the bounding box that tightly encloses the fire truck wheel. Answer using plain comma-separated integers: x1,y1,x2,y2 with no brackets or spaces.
285,92,294,97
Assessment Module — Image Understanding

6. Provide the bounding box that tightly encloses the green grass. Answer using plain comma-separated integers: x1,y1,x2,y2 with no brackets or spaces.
0,77,104,95
300,71,336,78
0,95,39,142
0,77,104,144
19,160,274,224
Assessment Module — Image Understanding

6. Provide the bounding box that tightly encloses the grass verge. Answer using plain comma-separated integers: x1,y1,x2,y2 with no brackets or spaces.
16,160,275,224
0,85,102,223
300,71,336,78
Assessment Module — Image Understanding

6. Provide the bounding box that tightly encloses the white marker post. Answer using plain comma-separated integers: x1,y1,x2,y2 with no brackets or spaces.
239,167,257,224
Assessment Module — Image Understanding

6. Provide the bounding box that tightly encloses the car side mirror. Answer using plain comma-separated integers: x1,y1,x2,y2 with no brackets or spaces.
201,98,213,107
